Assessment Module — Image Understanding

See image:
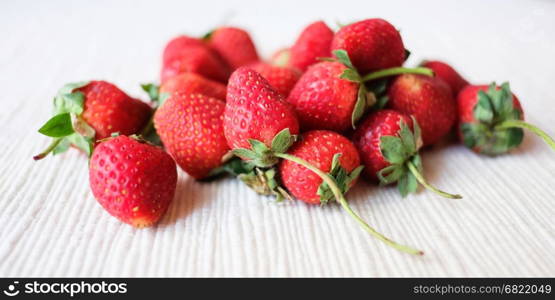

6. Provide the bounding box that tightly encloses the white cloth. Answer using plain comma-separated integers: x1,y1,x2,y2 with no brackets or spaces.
0,0,554,277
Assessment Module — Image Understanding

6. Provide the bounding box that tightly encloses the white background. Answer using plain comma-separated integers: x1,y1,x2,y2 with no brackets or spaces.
1,0,554,277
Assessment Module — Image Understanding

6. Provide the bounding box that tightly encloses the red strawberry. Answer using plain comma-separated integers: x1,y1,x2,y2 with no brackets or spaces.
287,50,435,133
248,62,301,98
279,130,361,204
388,74,457,146
458,82,555,155
161,46,231,83
331,18,405,74
289,21,334,71
287,61,358,132
89,135,177,227
207,27,259,70
353,109,461,199
160,72,227,101
154,92,229,179
421,60,469,96
34,81,152,160
162,35,207,64
224,67,299,150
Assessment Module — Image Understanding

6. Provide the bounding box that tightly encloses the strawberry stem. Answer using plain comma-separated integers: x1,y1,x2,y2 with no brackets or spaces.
33,138,62,160
495,120,555,151
362,67,434,82
406,161,462,199
275,152,424,255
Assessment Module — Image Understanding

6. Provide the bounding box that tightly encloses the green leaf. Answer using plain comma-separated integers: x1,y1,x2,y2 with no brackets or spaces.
378,164,405,185
474,90,494,123
57,81,90,95
67,133,93,157
333,49,354,69
398,119,416,155
411,154,423,173
248,139,270,154
380,136,406,164
411,117,423,150
351,84,368,128
270,128,295,153
38,113,74,137
397,172,417,197
232,148,258,160
339,69,361,82
141,83,159,102
54,92,85,115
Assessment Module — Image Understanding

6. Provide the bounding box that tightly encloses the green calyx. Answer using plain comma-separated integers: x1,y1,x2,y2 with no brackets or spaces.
378,118,462,199
139,83,165,146
140,83,169,108
330,49,434,129
232,128,297,168
317,153,363,205
34,81,95,160
461,82,525,155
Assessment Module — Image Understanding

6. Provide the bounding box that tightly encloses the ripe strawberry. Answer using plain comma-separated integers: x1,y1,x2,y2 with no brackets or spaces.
162,35,207,64
206,27,259,70
458,82,555,155
388,74,457,146
161,35,231,83
331,18,405,74
154,92,229,179
224,67,299,151
34,81,152,160
248,62,301,97
279,130,362,204
225,69,421,255
89,135,177,227
421,60,469,96
289,21,334,71
161,47,231,83
287,61,359,132
287,50,434,133
352,109,461,198
160,72,227,101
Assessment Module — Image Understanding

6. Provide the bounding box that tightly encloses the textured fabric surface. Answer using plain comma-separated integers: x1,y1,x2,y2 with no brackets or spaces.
1,0,554,277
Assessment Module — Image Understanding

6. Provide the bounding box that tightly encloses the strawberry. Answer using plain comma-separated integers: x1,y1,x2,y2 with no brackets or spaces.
34,81,152,160
287,50,433,132
161,47,231,83
224,67,299,151
279,130,362,204
289,21,334,71
331,18,406,74
248,62,301,97
154,92,229,179
352,109,461,199
458,82,555,155
162,35,207,64
206,27,259,70
287,61,359,132
89,135,177,227
159,72,227,101
388,74,457,146
225,68,421,255
421,60,469,96
161,35,231,83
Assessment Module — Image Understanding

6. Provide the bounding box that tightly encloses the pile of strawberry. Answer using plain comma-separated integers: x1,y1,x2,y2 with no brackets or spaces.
34,19,555,255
